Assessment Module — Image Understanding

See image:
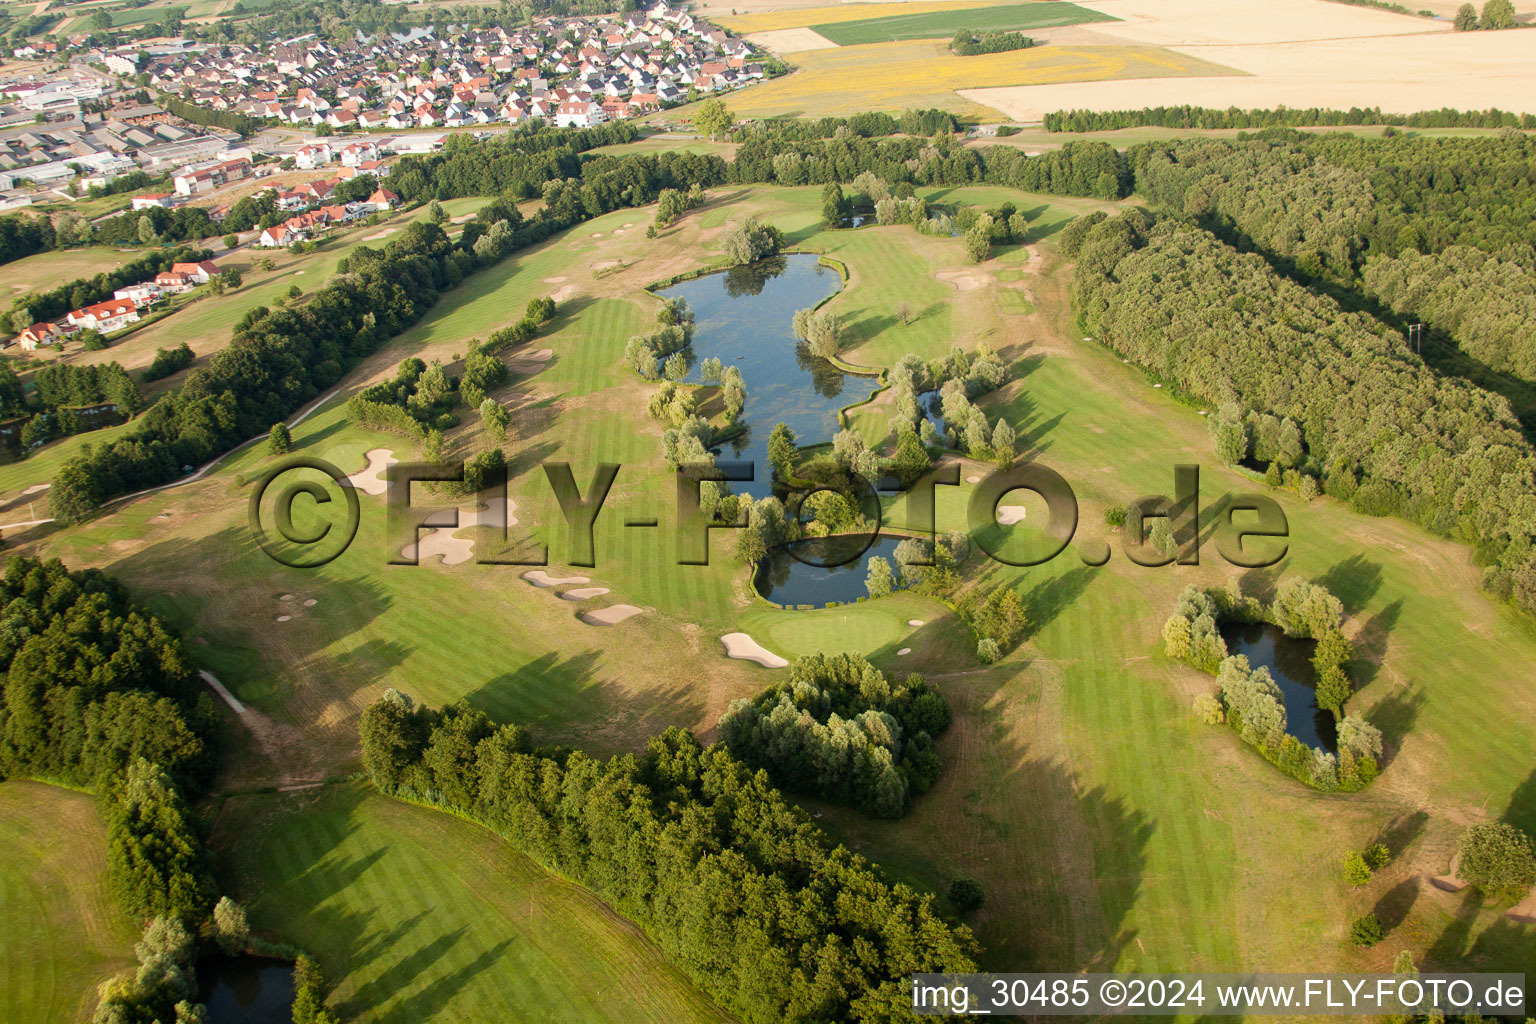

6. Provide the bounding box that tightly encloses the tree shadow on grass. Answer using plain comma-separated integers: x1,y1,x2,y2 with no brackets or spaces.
1425,887,1486,969
1238,563,1288,605
1502,767,1536,836
1373,876,1420,932
1351,599,1401,687
1314,555,1383,616
1024,565,1097,638
1371,810,1430,860
386,936,517,1023
466,647,716,756
1367,684,1424,769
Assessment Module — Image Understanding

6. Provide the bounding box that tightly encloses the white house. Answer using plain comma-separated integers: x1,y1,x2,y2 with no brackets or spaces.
554,99,605,128
66,299,141,333
114,283,163,304
132,193,177,211
294,142,333,169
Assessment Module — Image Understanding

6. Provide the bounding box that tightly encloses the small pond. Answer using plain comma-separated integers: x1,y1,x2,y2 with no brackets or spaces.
754,534,907,608
1219,621,1337,751
197,955,295,1024
657,254,876,497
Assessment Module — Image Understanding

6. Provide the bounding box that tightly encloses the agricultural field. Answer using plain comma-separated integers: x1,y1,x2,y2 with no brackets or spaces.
689,40,1236,120
0,782,138,1024
213,785,730,1024
809,1,1114,45
7,176,1530,1018
959,0,1536,119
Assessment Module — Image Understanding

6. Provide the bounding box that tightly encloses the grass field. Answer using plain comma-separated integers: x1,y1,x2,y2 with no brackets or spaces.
0,781,137,1024
811,1,1114,45
694,41,1238,120
8,181,1533,1012
213,784,730,1023
3,246,140,296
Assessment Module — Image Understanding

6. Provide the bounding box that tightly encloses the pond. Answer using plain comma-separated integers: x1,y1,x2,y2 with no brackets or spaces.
1219,621,1337,751
754,534,907,608
197,955,295,1024
656,254,875,497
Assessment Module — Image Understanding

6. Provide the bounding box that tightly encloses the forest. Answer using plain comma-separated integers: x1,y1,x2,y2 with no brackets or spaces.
1067,211,1536,618
358,691,978,1024
1125,130,1536,394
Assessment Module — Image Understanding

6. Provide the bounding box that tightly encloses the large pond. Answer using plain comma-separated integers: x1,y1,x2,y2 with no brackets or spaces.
656,254,874,497
754,534,907,608
1219,621,1337,751
197,955,295,1024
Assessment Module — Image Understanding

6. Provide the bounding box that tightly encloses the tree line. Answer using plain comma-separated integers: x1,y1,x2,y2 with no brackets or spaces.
1043,105,1536,132
359,690,978,1023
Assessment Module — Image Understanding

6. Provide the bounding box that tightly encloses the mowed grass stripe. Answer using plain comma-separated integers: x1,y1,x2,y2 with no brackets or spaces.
215,785,729,1024
0,782,137,1024
812,1,1115,45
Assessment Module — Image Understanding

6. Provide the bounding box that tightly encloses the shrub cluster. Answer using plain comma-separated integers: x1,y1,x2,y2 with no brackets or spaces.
717,653,951,817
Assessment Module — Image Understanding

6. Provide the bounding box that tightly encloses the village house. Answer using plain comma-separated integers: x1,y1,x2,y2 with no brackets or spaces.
66,298,141,333
16,322,77,351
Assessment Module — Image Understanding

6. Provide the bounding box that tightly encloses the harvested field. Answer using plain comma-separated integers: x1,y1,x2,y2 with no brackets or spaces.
961,0,1536,119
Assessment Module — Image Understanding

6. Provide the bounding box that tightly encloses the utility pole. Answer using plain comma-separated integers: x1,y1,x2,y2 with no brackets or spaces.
1407,323,1423,356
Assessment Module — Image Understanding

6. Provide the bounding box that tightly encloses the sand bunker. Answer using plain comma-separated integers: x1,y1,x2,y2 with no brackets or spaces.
591,259,621,271
303,598,317,607
908,619,925,626
401,529,474,565
523,570,591,587
552,284,578,303
509,347,554,374
362,228,397,241
590,232,603,238
278,593,294,601
19,483,49,496
346,449,397,496
936,269,993,292
966,475,981,484
996,505,1029,525
275,615,291,622
721,632,788,668
543,276,568,284
581,604,643,625
559,587,611,601
898,648,912,656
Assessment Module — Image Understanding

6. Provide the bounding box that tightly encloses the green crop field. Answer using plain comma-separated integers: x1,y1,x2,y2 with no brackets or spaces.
213,784,730,1023
0,782,137,1024
11,181,1534,1019
811,2,1115,45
